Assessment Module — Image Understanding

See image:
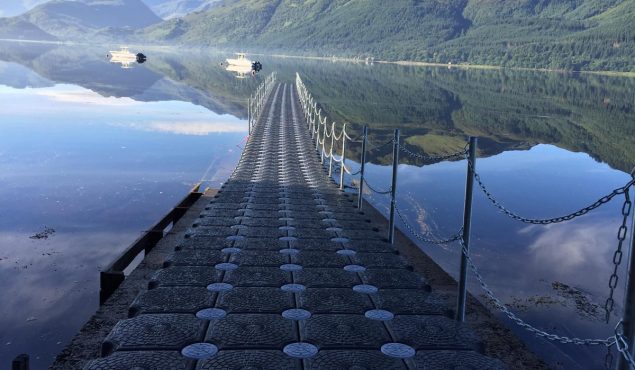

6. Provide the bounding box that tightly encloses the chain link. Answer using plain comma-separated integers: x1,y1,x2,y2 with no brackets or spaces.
605,188,632,323
470,156,635,225
395,206,463,244
299,73,635,366
362,178,392,195
459,237,615,346
398,143,468,162
366,137,394,152
346,132,365,143
615,321,635,368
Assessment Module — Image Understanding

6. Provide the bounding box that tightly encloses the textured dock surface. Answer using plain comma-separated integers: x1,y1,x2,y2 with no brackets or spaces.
84,83,507,369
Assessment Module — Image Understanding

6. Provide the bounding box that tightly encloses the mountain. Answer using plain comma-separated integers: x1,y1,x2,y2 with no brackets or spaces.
0,17,57,40
20,0,161,39
2,0,633,72
140,0,635,72
143,0,469,55
141,0,221,19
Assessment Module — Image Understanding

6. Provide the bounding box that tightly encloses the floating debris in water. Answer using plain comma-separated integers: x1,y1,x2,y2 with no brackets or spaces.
29,227,55,240
480,281,604,322
552,281,603,321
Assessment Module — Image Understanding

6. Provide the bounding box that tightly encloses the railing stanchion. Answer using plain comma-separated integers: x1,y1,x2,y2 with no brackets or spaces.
388,129,400,244
618,199,635,370
456,136,478,322
339,123,347,190
357,126,368,209
328,123,335,177
247,97,251,135
321,119,327,164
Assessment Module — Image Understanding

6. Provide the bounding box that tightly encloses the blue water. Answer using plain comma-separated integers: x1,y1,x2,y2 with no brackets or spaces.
0,42,634,369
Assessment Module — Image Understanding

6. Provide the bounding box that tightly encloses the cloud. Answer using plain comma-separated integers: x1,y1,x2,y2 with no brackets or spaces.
521,220,618,288
35,88,141,107
110,120,247,135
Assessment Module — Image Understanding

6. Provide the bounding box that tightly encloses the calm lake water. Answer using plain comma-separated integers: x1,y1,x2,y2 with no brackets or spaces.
1,41,634,369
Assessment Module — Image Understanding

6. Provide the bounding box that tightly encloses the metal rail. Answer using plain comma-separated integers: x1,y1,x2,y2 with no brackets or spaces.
248,73,277,135
295,72,635,368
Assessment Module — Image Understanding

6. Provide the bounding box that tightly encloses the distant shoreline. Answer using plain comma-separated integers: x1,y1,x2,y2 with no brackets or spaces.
2,38,633,78
263,52,635,78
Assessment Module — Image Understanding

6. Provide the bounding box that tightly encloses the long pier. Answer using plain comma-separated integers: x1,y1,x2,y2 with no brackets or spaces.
77,81,512,369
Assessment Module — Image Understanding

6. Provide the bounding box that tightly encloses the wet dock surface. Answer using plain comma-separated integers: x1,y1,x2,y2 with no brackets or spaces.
84,83,507,369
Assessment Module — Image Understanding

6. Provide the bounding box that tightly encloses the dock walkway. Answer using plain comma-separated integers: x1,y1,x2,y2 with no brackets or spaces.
84,82,506,369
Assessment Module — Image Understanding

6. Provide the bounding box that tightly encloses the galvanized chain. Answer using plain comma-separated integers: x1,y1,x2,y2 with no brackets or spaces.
395,206,463,244
332,125,344,141
344,131,360,142
459,237,615,346
362,178,392,195
366,137,394,152
469,155,635,225
604,188,632,323
324,125,333,138
615,321,635,368
332,162,361,176
343,164,353,175
398,142,468,161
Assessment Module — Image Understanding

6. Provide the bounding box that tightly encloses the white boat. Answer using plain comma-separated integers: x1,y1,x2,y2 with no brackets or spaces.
108,47,137,69
226,53,253,67
225,63,255,79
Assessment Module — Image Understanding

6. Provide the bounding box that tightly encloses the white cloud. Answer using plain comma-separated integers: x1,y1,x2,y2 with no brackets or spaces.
521,220,618,288
35,88,141,106
110,120,247,135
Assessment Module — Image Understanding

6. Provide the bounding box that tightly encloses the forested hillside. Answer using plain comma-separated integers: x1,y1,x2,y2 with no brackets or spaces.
3,0,634,72
141,0,221,19
142,0,635,72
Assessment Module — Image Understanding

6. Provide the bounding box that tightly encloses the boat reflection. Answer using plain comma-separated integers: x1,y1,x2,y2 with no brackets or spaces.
107,47,146,69
223,53,262,78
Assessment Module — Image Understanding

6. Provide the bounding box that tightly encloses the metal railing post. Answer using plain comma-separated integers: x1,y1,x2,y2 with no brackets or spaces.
618,200,635,370
456,136,478,322
388,129,400,244
339,123,347,190
247,97,251,135
321,119,327,164
328,123,335,177
315,120,320,150
357,125,368,209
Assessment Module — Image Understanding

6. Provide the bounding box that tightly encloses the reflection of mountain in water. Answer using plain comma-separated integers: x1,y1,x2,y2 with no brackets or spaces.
291,62,635,172
0,61,53,88
0,42,261,119
0,42,632,172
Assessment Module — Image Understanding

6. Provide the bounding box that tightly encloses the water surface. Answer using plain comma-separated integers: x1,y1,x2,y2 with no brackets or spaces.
0,42,634,369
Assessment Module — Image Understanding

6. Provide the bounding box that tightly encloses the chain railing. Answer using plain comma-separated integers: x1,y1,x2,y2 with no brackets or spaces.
399,142,467,162
295,72,635,369
297,73,354,190
362,178,392,195
459,237,615,346
248,72,276,135
468,156,635,225
395,206,463,244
